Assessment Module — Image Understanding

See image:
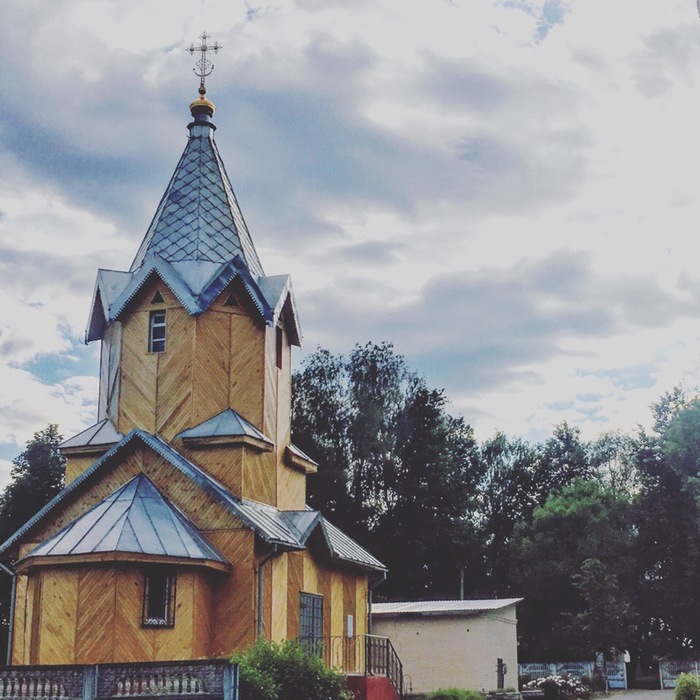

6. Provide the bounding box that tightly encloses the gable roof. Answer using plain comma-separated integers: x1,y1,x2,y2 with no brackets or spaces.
20,474,228,571
0,430,385,573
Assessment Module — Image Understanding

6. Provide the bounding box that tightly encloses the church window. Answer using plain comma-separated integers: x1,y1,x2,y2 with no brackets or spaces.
149,310,166,353
276,327,283,370
299,592,323,652
143,569,176,627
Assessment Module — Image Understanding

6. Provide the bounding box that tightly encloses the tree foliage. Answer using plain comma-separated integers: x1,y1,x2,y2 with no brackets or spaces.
0,424,66,661
292,342,482,599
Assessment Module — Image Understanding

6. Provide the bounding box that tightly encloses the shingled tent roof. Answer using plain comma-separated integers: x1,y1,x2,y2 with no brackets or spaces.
19,473,228,572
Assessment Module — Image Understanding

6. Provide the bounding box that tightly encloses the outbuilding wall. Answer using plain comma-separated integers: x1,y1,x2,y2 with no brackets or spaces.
372,603,519,695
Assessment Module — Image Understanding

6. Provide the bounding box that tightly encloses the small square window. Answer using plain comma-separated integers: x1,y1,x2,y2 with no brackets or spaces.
143,569,176,628
149,310,166,353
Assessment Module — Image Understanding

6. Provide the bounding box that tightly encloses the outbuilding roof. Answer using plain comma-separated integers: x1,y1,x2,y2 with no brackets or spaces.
372,599,523,616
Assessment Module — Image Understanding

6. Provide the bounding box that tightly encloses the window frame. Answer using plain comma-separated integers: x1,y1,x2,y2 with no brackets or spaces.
299,592,323,652
148,310,167,353
142,568,177,628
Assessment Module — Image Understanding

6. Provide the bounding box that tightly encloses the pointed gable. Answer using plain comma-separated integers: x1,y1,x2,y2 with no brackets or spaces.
83,101,301,345
18,473,229,573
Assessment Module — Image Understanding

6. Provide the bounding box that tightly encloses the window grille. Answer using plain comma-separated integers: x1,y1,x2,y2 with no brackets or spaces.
299,592,323,653
143,569,176,627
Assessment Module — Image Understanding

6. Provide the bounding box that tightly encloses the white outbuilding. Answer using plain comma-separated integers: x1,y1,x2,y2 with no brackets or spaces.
372,598,522,696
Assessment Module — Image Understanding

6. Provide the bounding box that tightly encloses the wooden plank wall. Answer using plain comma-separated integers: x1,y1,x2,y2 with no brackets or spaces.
13,565,215,666
29,446,239,545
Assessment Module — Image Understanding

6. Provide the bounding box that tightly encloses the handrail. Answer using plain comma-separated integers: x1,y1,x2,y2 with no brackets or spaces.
305,634,404,699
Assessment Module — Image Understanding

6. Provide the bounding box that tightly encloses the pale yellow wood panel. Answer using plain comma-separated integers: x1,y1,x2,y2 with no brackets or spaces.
261,556,272,641
28,574,41,665
343,574,356,627
229,315,265,429
180,445,243,498
270,555,288,642
318,566,332,640
192,313,231,424
208,529,256,656
119,311,158,434
155,569,194,661
114,567,154,662
330,571,344,638
76,567,117,663
276,464,305,511
302,553,320,594
38,568,79,664
65,455,99,485
156,308,194,441
242,448,276,505
263,326,278,455
286,553,303,640
276,326,292,450
28,447,240,549
192,574,214,658
11,574,28,665
355,576,368,636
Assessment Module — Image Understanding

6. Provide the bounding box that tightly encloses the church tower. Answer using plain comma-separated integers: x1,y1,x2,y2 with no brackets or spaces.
1,41,384,667
64,83,315,511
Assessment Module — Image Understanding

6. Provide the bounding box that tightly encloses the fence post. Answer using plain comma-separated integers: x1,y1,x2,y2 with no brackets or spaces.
222,662,237,700
82,665,98,700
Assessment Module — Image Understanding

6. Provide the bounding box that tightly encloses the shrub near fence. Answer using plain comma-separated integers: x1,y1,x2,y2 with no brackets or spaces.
519,662,627,690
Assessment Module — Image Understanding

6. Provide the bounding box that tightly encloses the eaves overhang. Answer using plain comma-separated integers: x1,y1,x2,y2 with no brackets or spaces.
85,255,277,343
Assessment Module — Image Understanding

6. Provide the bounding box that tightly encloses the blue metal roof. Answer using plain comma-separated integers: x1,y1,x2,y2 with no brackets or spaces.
177,408,274,444
61,419,123,450
21,474,227,566
84,107,302,347
130,121,264,277
0,430,385,572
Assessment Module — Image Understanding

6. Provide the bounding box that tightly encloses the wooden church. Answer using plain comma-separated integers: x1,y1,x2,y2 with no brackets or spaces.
0,75,385,666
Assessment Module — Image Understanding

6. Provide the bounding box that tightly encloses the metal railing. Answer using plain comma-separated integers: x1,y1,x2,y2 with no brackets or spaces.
308,635,404,698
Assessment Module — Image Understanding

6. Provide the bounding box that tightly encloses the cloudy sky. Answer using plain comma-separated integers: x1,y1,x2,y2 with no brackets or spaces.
1,0,700,485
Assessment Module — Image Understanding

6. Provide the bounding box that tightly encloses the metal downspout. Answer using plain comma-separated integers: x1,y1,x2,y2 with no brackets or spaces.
367,570,386,636
0,563,16,665
256,545,279,640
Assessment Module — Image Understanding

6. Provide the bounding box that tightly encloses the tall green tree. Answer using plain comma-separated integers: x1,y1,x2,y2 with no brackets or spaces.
292,342,482,599
478,433,540,592
510,479,636,661
633,391,700,660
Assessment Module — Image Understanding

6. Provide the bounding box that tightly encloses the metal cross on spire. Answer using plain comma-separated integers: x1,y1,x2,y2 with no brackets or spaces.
187,32,222,95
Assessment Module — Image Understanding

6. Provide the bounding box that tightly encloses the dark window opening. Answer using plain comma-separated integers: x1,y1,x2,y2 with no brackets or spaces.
299,592,323,653
151,290,164,304
143,569,176,627
224,291,238,307
149,310,166,353
276,327,284,370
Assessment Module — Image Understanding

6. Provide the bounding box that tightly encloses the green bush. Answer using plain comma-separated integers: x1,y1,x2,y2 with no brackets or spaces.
231,639,352,700
675,674,700,700
427,689,483,700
